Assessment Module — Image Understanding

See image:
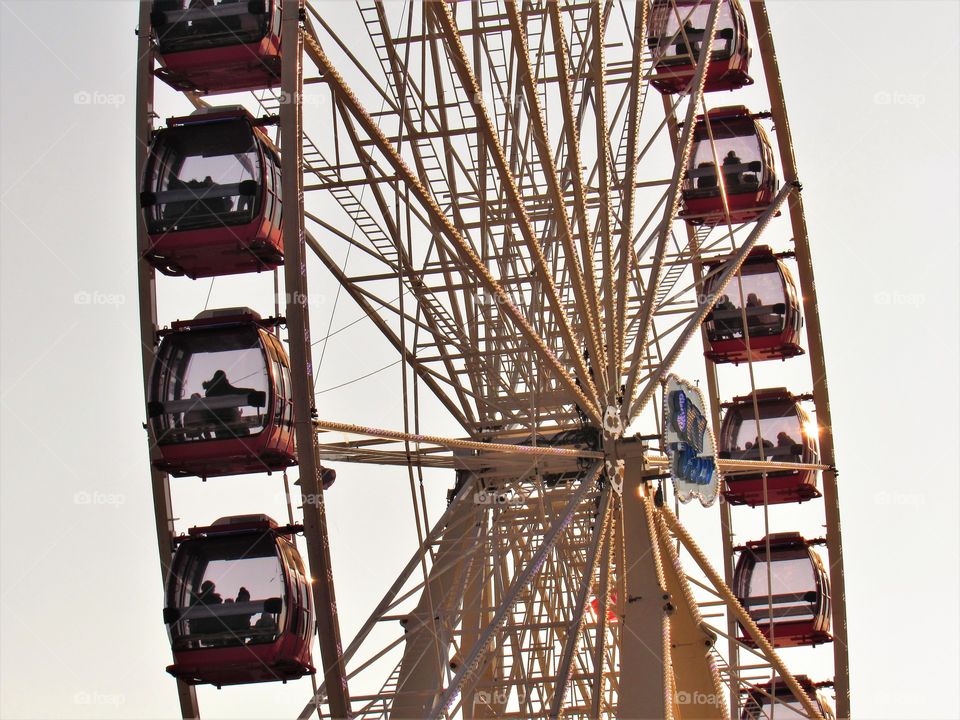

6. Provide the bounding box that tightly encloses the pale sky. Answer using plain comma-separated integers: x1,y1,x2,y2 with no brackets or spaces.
1,2,958,719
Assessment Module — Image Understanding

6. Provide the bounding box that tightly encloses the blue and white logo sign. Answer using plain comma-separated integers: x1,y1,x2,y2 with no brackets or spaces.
662,375,721,507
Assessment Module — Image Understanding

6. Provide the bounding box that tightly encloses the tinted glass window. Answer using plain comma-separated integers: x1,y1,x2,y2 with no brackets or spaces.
145,119,261,232
168,533,286,650
705,261,788,339
650,1,735,64
721,401,803,462
153,0,270,53
151,326,271,444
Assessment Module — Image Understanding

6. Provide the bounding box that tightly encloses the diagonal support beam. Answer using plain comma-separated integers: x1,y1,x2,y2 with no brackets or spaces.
627,183,796,421
588,0,620,400
621,0,722,413
547,2,603,370
613,0,650,382
548,486,613,718
504,0,606,395
304,29,604,427
659,505,825,720
429,1,604,414
427,462,605,720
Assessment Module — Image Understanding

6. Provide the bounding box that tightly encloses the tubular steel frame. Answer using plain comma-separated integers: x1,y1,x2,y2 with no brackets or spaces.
135,1,849,718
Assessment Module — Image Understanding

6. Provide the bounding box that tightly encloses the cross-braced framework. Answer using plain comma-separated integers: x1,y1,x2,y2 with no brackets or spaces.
135,1,849,718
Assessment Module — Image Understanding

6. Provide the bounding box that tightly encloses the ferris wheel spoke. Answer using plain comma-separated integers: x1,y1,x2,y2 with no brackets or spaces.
548,485,613,717
625,182,796,423
427,464,604,720
658,507,826,720
430,2,604,413
620,0,722,418
610,1,650,384
505,1,606,387
547,3,601,359
304,31,604,428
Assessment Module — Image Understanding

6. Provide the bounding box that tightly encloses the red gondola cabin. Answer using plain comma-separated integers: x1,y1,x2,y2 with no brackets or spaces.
734,533,833,649
164,515,315,687
719,388,820,506
148,308,296,478
140,106,283,279
151,0,282,94
648,0,753,94
741,675,836,719
681,106,777,226
702,246,804,364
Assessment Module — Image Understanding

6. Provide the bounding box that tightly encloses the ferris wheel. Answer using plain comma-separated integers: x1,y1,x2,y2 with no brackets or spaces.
134,1,850,718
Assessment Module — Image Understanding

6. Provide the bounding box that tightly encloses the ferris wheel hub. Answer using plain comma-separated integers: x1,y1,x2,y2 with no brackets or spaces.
602,405,624,440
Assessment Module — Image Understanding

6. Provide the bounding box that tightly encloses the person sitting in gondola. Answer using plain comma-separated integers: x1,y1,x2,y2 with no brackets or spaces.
183,392,212,440
713,294,739,337
722,150,743,190
776,431,797,448
252,608,278,641
776,431,801,461
696,161,717,190
190,580,223,643
223,586,253,642
202,369,258,438
675,20,701,60
163,176,193,225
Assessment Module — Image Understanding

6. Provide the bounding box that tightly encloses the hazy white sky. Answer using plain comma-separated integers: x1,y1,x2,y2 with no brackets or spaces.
1,2,958,719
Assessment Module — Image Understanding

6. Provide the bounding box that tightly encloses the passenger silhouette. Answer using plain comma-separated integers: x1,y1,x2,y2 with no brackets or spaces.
183,392,212,440
777,431,801,461
713,294,739,336
253,611,278,641
722,150,742,189
776,431,797,447
202,370,258,437
196,580,222,606
225,586,253,640
191,580,223,642
677,20,701,60
696,161,717,190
